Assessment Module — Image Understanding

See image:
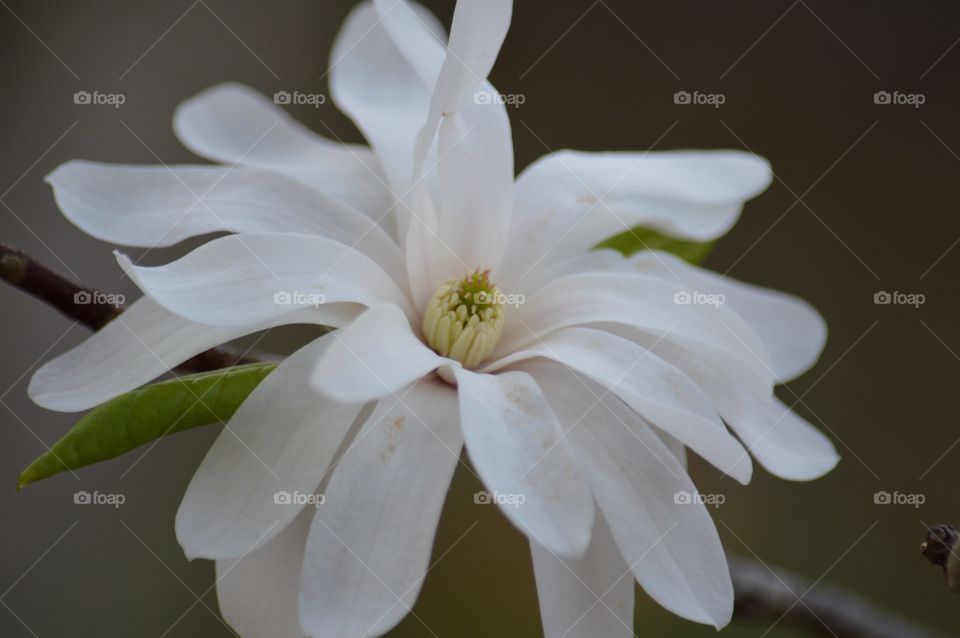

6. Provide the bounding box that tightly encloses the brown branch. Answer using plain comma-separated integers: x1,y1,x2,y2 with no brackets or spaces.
730,554,951,638
1,242,121,330
3,242,952,637
0,242,260,372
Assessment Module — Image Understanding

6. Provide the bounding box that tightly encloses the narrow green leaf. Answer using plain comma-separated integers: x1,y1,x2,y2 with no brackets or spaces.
596,225,715,264
19,362,277,488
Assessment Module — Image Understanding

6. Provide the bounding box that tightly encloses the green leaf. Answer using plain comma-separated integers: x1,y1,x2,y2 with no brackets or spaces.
18,362,277,489
595,226,715,265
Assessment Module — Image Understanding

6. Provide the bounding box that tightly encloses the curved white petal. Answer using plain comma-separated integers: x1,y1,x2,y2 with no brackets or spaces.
657,430,688,468
311,305,441,404
516,249,774,395
402,186,444,311
627,251,827,382
215,508,311,638
594,320,771,398
502,150,772,283
603,325,838,480
173,82,391,218
176,335,363,560
499,271,772,387
453,367,594,558
523,248,626,292
373,0,447,89
531,362,734,628
409,0,510,118
429,100,514,279
371,0,446,89
364,0,449,249
486,327,752,484
531,513,634,638
722,394,838,481
363,0,448,301
27,296,356,412
119,232,412,328
299,377,462,638
410,0,511,169
410,0,514,275
46,161,404,276
330,2,441,194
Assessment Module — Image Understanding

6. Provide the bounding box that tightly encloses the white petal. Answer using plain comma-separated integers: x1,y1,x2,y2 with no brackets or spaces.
371,0,446,89
604,324,838,480
722,394,838,481
531,362,734,628
409,0,514,276
403,104,514,299
429,100,514,279
174,82,391,218
657,430,688,468
414,0,510,116
311,305,441,404
27,296,356,412
535,250,824,384
486,327,752,484
299,377,462,638
366,0,455,264
628,251,826,382
176,335,363,560
215,507,311,638
402,186,444,311
530,513,634,638
119,232,412,328
411,0,512,164
500,271,771,382
46,162,404,276
522,248,626,293
453,367,594,558
596,321,771,398
330,2,441,193
502,150,772,283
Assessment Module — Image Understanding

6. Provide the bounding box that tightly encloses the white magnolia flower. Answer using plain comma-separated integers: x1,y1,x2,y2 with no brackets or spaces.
29,0,839,636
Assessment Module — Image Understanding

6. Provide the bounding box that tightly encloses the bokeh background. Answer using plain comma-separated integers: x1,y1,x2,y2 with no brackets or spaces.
2,1,958,636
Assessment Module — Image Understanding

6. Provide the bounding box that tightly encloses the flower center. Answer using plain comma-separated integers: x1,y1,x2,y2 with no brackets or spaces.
422,269,505,368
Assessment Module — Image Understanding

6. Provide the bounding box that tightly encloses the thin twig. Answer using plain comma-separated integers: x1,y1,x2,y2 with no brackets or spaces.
0,242,261,372
729,554,952,638
2,242,952,637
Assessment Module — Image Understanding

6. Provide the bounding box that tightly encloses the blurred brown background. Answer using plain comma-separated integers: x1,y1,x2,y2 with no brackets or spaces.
1,1,958,636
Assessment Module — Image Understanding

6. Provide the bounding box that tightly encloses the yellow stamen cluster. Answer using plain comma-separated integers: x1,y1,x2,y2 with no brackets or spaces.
422,270,505,368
